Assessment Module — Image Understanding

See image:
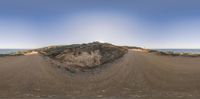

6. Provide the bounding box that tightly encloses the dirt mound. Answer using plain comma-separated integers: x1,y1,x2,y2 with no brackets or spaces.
38,42,127,70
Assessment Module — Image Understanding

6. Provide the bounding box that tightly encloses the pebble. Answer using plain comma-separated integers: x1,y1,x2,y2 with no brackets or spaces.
102,90,106,92
97,95,103,98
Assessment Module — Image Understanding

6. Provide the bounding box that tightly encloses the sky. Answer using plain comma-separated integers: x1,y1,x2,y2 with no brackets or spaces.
0,0,200,49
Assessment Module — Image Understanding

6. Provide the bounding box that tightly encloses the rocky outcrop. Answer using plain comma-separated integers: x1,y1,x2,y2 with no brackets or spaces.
56,50,102,67
39,42,128,69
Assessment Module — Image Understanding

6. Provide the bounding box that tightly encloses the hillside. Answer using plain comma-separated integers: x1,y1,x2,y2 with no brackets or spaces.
36,42,127,72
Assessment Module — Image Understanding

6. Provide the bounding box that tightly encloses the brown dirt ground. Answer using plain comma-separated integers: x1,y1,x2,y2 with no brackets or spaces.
1,49,200,98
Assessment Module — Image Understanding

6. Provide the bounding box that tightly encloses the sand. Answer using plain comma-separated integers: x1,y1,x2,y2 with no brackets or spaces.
1,49,200,98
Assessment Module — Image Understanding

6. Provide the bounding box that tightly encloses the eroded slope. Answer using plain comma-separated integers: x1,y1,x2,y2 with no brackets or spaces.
38,42,127,71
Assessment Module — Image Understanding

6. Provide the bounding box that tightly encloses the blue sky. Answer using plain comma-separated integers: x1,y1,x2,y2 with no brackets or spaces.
0,0,200,48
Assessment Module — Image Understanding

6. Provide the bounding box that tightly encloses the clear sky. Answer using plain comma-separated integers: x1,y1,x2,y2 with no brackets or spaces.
0,0,200,49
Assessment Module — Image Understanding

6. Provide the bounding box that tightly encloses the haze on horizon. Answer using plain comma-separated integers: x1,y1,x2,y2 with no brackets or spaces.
0,0,200,49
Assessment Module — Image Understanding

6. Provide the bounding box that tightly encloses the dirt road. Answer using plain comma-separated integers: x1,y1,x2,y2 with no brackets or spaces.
1,50,200,98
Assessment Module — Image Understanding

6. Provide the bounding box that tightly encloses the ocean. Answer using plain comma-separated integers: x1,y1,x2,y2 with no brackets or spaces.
1,49,200,55
154,49,200,54
0,49,26,54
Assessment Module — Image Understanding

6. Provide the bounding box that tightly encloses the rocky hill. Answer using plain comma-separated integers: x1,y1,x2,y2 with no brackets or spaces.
37,42,128,71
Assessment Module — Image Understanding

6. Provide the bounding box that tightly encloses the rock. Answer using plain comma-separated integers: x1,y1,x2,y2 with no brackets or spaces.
97,95,103,98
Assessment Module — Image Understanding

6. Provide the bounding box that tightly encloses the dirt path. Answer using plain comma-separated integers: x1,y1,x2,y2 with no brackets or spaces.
1,50,200,98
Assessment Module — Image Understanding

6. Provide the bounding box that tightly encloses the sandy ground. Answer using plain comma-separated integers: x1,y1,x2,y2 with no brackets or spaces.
1,50,200,98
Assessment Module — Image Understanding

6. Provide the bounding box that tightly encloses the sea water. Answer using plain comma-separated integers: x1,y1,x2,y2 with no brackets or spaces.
0,49,25,54
1,49,200,54
155,49,200,54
